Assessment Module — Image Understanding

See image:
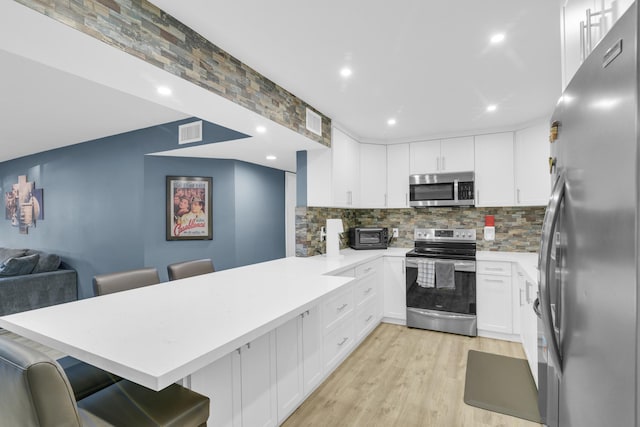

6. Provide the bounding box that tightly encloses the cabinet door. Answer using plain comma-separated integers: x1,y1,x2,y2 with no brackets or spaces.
301,306,323,396
562,0,593,89
386,143,410,208
515,122,551,206
440,136,474,172
474,132,515,207
383,257,406,321
240,332,277,427
189,352,239,427
275,317,303,424
360,144,387,208
332,127,359,207
409,140,440,174
476,274,513,334
306,147,332,207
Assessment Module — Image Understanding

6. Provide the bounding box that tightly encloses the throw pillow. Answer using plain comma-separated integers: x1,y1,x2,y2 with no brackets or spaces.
0,248,27,265
0,254,40,277
25,250,61,273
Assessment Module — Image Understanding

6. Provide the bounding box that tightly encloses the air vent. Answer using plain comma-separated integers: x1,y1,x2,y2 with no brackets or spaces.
305,108,322,136
178,121,203,144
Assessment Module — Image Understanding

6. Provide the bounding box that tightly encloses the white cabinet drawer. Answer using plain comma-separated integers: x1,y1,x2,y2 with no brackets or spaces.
355,260,378,278
323,316,355,372
355,299,378,341
322,286,354,331
354,277,376,307
477,261,511,276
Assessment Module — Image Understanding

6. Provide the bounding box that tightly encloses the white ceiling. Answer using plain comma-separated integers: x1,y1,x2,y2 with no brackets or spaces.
0,0,562,169
149,0,562,143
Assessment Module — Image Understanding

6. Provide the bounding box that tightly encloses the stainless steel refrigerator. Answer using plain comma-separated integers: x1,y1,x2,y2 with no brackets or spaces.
538,3,639,426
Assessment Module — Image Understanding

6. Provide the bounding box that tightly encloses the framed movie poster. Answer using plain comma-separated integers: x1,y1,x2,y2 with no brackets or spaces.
166,176,213,240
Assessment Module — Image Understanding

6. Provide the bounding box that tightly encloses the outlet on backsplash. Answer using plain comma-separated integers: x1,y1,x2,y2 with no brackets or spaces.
392,228,399,238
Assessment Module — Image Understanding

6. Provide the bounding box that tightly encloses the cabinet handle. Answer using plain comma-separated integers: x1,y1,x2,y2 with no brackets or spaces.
586,9,592,55
337,303,348,311
363,267,372,274
442,156,446,171
484,278,506,283
384,193,388,207
484,267,505,272
402,259,405,272
405,193,409,207
365,287,373,294
580,19,586,62
366,314,373,322
436,157,440,171
337,337,348,346
519,288,525,306
517,188,521,204
476,190,480,204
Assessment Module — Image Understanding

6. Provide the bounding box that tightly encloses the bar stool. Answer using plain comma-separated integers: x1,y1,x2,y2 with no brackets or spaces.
0,335,209,426
167,259,215,281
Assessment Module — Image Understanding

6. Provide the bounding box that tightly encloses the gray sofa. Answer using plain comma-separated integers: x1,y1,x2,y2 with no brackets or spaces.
0,248,77,317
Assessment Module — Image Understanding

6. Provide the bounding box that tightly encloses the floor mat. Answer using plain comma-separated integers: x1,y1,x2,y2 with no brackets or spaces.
464,349,542,423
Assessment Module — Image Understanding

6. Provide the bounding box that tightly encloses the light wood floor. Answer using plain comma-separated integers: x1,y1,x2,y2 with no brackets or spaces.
282,323,542,427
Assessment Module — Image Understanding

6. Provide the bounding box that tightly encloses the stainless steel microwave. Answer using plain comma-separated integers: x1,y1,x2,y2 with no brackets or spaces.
409,172,475,207
349,227,389,250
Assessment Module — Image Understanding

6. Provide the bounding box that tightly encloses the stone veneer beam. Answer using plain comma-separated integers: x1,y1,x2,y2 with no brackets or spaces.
15,0,331,147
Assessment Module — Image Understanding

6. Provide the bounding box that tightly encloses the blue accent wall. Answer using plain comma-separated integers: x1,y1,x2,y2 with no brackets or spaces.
0,119,285,297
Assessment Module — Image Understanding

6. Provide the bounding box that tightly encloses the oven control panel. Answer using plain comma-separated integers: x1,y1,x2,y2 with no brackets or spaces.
414,228,476,241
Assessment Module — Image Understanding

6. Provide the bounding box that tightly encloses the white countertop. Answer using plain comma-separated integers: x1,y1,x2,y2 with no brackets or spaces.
0,247,536,391
0,249,407,391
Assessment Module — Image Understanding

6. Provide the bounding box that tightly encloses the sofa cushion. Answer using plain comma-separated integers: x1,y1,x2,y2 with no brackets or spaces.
0,248,26,265
0,254,40,277
25,250,61,274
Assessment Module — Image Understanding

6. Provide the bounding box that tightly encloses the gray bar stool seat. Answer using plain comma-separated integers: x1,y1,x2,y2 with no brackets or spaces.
167,259,215,281
0,336,209,426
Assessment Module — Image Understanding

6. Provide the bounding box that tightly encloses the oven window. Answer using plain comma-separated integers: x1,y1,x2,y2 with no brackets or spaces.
406,262,476,315
359,231,382,244
410,183,454,201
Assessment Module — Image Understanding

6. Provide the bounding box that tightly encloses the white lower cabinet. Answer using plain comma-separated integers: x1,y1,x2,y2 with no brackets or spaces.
383,257,406,322
476,261,513,335
275,306,323,424
189,332,276,427
518,269,538,386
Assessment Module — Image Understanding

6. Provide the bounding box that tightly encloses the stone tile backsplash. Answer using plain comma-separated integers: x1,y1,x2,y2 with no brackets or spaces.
296,206,545,257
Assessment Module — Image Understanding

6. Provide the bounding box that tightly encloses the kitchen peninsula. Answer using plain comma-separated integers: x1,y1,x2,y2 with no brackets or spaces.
0,248,537,426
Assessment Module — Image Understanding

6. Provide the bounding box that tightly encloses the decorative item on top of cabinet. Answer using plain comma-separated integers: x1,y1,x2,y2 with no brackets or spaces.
409,136,474,175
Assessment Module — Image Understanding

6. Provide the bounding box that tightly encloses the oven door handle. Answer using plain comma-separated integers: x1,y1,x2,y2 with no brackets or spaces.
405,258,475,272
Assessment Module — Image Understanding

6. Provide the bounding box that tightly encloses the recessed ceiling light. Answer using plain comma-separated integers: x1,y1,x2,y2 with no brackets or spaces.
340,67,352,78
387,118,397,126
490,33,505,44
256,126,267,133
157,86,172,96
487,105,497,112
266,155,277,160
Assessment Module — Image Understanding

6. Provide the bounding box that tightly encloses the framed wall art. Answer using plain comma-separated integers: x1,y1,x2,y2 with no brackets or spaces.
166,176,213,240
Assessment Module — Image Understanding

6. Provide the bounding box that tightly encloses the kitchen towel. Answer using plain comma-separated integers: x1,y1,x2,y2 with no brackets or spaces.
417,259,435,288
435,261,455,289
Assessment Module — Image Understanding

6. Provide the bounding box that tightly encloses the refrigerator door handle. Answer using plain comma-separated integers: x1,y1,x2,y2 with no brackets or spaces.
538,171,566,376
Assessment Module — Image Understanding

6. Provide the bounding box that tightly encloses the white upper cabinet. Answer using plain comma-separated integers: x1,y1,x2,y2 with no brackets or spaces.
409,137,473,174
440,136,475,173
386,143,410,208
474,132,515,207
359,144,387,208
562,0,634,89
332,127,360,207
306,147,332,207
409,140,441,174
514,122,551,206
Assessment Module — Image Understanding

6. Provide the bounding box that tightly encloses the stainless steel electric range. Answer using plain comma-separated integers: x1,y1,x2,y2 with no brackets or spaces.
405,228,477,336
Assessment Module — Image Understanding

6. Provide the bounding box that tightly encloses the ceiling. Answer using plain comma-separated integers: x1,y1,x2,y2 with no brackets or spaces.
0,0,562,169
149,0,562,143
